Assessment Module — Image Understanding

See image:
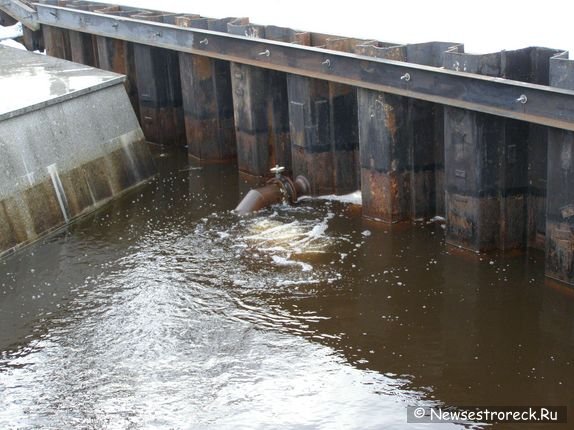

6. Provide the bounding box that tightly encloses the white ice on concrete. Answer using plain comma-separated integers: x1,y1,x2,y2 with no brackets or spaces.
0,23,23,41
0,38,25,50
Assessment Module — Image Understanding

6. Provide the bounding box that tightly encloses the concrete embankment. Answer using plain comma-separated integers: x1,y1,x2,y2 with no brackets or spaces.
0,45,156,256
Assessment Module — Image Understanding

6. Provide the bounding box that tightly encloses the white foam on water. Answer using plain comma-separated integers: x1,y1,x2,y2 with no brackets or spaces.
244,212,334,256
275,279,320,287
300,191,362,205
232,210,343,278
271,255,313,272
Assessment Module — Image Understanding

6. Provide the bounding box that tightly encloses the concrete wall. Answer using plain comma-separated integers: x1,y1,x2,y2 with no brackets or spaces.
0,83,156,256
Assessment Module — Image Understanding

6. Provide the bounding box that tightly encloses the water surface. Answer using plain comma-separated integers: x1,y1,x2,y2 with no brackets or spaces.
1,150,573,429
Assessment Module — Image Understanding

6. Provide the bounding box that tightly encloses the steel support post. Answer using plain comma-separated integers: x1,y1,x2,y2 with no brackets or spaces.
358,42,459,222
42,24,71,59
93,7,143,118
130,12,185,146
177,16,241,162
65,3,102,66
444,48,561,251
67,30,97,66
38,1,71,59
546,53,574,284
288,36,364,195
22,26,44,51
95,35,139,119
525,48,565,249
228,23,291,176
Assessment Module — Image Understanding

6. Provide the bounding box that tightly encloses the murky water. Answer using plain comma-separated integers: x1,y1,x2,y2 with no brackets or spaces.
1,149,573,429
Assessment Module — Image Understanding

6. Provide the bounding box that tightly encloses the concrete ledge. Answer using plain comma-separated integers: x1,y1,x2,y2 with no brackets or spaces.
0,46,156,257
0,45,125,120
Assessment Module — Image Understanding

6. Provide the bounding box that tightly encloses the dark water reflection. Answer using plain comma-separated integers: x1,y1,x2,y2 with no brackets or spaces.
1,149,573,429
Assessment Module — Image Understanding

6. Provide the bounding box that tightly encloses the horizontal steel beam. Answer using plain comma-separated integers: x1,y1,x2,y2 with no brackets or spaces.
35,4,574,131
1,0,38,30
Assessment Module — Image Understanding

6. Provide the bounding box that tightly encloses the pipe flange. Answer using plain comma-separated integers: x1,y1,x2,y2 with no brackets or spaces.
266,175,298,204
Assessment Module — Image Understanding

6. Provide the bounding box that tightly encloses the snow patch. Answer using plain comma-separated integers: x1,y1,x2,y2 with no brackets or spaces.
0,38,26,50
0,23,23,41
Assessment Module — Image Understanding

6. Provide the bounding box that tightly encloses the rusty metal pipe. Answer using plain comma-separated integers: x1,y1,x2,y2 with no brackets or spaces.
235,183,283,214
235,174,310,214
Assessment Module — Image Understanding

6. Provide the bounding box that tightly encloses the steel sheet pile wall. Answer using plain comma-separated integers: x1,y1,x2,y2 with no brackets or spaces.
443,48,563,252
129,12,185,146
5,0,574,285
226,22,292,176
547,54,574,284
92,5,149,120
357,42,462,222
177,16,240,162
286,33,363,196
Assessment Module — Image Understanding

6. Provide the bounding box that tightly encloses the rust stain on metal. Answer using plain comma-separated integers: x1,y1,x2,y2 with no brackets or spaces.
361,168,410,223
381,101,398,141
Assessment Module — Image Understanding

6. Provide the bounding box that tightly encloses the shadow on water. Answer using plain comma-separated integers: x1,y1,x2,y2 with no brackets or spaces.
1,147,573,429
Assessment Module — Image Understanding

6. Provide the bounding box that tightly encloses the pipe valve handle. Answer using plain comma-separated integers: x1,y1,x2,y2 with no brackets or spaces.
270,165,285,176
